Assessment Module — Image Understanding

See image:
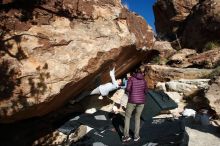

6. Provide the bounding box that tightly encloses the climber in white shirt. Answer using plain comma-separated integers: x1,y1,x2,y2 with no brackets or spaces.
69,67,122,104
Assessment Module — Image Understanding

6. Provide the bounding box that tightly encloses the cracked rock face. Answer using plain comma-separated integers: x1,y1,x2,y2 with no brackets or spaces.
0,0,154,122
182,0,220,50
153,0,199,37
154,0,220,50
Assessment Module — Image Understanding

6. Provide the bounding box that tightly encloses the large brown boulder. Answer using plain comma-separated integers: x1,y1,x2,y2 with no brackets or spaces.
152,41,176,58
167,48,220,68
188,48,220,68
153,0,199,37
0,0,154,122
148,41,176,65
168,48,197,68
145,64,213,89
182,0,220,50
162,79,210,97
205,76,220,118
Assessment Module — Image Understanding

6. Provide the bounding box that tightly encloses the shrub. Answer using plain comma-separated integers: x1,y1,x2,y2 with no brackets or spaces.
150,56,160,64
150,56,168,65
203,41,220,52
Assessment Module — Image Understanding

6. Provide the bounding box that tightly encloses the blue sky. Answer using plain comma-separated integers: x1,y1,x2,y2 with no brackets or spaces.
122,0,156,32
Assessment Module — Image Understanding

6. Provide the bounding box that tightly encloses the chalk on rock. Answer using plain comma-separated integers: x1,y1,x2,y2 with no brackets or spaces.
98,96,103,100
85,108,97,114
182,108,196,117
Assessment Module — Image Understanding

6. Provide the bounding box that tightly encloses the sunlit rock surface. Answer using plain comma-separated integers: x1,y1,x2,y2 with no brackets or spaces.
0,0,154,122
144,64,212,89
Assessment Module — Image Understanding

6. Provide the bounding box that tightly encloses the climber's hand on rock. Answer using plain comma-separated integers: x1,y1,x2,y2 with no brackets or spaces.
109,67,115,77
98,96,103,100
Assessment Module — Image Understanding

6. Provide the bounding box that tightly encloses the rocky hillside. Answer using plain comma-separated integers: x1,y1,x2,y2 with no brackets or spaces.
0,0,154,122
152,0,220,119
145,42,220,120
154,0,220,51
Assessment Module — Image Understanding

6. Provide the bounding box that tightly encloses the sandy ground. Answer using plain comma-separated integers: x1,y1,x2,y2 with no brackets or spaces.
185,118,220,146
186,127,220,146
77,92,220,146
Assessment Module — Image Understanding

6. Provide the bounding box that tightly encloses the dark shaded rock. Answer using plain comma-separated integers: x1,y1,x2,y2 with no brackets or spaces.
182,0,220,51
153,0,220,50
153,0,199,39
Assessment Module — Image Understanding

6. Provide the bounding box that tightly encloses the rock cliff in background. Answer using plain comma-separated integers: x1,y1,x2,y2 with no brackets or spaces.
153,0,199,38
148,0,220,124
0,0,154,122
153,0,220,50
182,0,220,50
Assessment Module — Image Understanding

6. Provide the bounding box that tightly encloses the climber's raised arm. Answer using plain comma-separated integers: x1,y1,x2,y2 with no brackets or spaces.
109,67,119,88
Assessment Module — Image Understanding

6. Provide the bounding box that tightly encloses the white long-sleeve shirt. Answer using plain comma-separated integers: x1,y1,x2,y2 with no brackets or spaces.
98,68,118,96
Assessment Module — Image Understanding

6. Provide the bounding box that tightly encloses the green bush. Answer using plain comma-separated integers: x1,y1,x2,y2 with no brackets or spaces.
203,41,220,52
150,56,160,64
150,56,168,65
